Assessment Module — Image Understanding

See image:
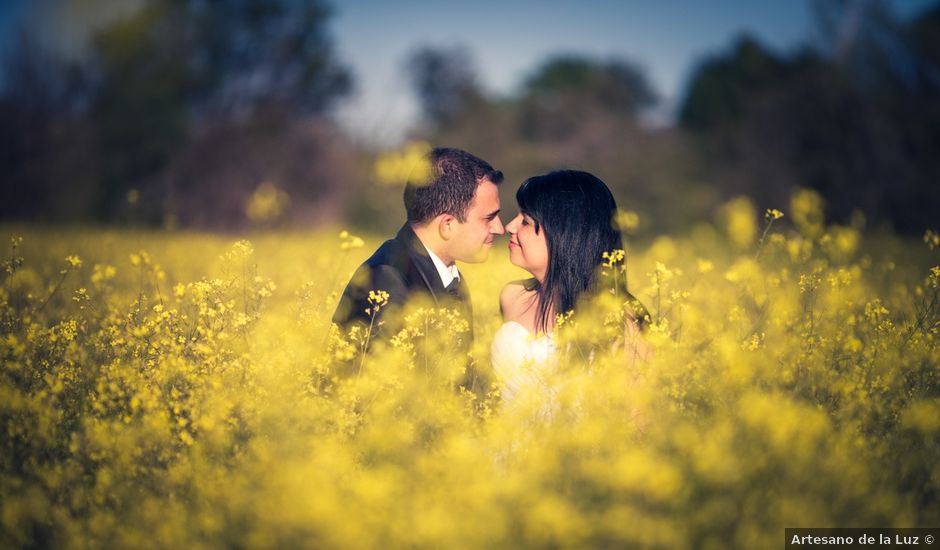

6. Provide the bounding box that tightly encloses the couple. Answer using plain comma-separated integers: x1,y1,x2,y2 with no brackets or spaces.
332,147,648,402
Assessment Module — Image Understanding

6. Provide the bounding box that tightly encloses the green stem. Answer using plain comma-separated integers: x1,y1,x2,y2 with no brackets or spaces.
358,311,377,376
35,266,71,315
755,218,776,260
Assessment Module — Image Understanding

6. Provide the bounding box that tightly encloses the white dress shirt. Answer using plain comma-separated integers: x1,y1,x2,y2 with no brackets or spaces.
422,244,460,288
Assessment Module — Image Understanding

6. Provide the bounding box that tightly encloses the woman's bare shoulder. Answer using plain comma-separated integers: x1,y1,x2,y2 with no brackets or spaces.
499,278,538,319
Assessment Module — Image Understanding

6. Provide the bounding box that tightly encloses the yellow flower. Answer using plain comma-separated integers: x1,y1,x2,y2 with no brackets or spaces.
72,288,89,303
929,266,940,289
822,226,860,262
765,208,784,220
799,270,821,294
245,182,289,223
601,249,625,267
6,219,939,549
365,289,390,315
554,309,576,329
741,332,764,351
720,196,757,249
91,264,116,285
648,236,677,263
339,231,365,250
901,399,940,433
225,240,254,260
615,209,640,233
791,187,825,238
924,229,940,251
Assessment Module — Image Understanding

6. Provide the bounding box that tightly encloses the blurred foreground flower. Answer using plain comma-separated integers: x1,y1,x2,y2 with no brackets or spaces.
245,182,289,223
4,222,939,548
339,230,364,250
925,229,939,251
791,187,825,238
373,141,433,187
615,209,640,233
720,196,757,249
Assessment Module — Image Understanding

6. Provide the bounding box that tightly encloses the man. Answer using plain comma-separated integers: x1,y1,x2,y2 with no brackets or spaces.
332,147,504,351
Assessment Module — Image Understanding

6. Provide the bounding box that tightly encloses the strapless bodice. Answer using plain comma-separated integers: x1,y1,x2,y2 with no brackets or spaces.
490,321,558,405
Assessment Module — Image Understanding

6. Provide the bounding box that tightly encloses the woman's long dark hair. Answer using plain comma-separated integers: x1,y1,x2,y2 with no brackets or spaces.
517,170,644,333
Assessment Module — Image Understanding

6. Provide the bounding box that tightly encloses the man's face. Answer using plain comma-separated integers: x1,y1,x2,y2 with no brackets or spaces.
447,178,504,263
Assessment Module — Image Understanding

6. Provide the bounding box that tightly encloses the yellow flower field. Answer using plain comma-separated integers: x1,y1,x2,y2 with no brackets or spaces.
1,195,938,549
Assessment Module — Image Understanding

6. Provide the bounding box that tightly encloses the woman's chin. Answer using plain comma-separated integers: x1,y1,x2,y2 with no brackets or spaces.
508,258,536,278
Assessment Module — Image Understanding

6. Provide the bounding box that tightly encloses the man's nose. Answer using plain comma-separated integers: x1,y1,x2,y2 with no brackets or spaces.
491,217,505,234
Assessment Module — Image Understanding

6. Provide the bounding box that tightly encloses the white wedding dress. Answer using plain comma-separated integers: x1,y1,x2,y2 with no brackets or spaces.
490,321,559,416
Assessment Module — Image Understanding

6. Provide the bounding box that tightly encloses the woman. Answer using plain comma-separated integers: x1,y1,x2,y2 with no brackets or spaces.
491,170,649,406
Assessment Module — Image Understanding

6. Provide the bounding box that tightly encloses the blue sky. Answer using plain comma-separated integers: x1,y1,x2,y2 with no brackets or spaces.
1,0,936,144
329,0,935,143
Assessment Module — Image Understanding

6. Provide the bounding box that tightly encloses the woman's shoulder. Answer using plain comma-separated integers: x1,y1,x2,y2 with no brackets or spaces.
499,278,538,319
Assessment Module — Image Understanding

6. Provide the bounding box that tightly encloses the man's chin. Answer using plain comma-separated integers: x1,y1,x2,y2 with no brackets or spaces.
460,248,492,264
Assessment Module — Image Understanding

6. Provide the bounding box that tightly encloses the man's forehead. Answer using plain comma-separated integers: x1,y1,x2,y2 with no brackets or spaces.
471,178,500,207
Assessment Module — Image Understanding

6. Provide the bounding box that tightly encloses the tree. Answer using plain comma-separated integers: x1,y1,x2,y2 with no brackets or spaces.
184,0,352,118
910,3,940,94
519,54,658,140
678,35,792,131
406,45,484,129
0,30,97,221
678,5,940,233
87,0,353,221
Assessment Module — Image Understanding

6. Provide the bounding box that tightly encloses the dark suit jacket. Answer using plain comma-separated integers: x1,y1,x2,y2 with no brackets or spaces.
332,224,474,345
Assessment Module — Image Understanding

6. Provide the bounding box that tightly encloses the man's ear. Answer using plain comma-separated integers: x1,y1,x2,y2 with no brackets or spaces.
437,213,456,240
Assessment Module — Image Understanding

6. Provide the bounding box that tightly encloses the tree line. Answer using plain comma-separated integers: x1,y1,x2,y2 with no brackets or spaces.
402,1,940,235
1,0,937,234
1,0,355,228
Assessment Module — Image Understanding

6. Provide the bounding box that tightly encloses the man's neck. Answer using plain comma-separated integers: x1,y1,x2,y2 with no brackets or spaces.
411,223,453,266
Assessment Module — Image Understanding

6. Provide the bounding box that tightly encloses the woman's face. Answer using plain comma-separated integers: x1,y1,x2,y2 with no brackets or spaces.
506,211,549,281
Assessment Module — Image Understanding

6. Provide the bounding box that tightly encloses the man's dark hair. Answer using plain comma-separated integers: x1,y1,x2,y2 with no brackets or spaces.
404,147,503,224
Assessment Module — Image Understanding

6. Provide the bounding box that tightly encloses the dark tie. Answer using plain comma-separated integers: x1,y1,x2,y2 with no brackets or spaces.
444,277,461,300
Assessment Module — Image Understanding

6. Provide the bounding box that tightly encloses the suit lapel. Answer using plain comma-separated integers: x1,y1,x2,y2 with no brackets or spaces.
396,224,443,304
397,225,473,329
398,224,475,342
